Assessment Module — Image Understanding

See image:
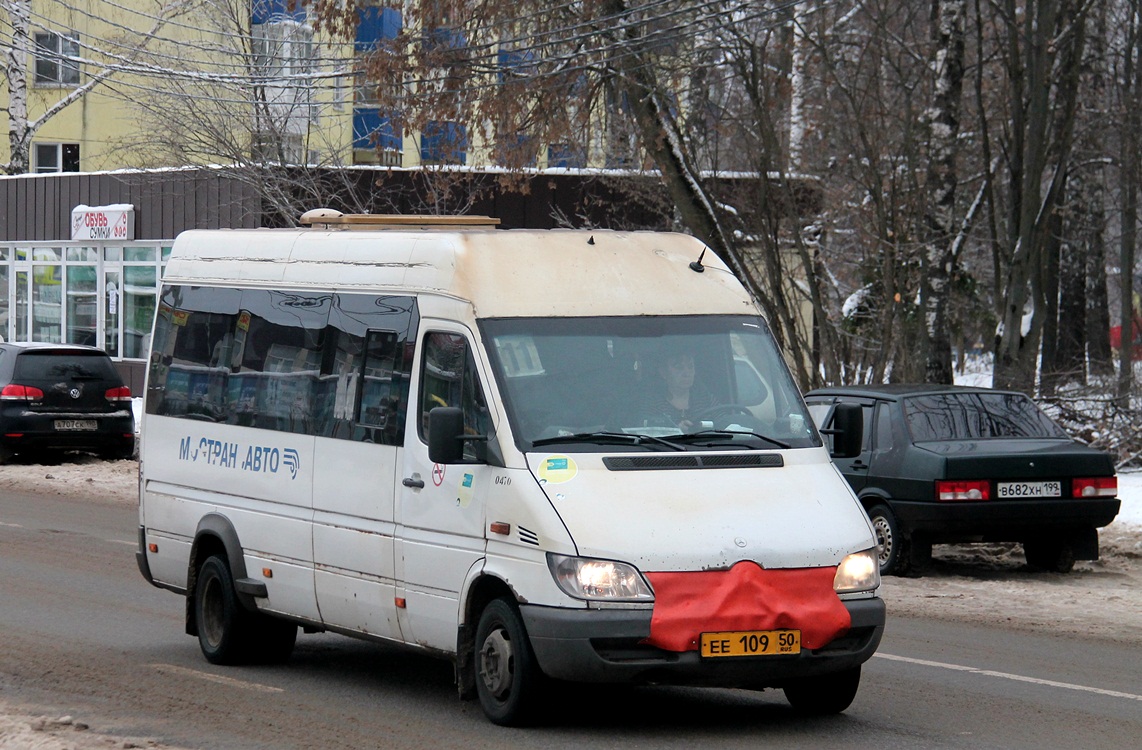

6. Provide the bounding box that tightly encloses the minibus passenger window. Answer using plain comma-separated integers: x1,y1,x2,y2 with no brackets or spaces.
356,330,405,445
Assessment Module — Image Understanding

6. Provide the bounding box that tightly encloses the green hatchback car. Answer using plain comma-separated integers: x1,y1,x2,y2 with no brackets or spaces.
805,385,1120,575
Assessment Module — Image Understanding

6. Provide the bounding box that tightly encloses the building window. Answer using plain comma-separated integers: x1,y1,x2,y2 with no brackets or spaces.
353,109,402,152
547,143,585,169
355,5,401,52
251,9,316,133
34,32,80,86
34,143,80,173
420,121,467,165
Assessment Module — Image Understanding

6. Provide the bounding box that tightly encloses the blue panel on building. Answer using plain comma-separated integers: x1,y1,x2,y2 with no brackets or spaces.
548,144,585,169
421,121,467,164
356,7,402,51
353,108,402,151
251,0,307,25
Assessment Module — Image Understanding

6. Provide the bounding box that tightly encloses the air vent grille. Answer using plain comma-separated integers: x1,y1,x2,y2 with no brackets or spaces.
518,526,539,546
603,454,783,471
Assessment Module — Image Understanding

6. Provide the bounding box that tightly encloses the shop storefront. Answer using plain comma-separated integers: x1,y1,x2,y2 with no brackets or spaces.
0,241,169,360
0,203,168,374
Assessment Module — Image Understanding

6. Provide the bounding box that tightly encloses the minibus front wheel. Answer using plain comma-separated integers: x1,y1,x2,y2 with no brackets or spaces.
474,598,545,726
783,665,861,715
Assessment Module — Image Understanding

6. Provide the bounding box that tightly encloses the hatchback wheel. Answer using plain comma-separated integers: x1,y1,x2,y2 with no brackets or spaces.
1024,537,1076,573
868,503,911,576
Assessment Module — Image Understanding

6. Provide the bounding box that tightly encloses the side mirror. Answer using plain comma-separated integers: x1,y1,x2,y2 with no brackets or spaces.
428,407,466,464
826,403,863,459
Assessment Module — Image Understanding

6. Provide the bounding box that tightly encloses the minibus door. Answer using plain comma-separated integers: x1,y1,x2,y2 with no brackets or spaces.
396,327,492,652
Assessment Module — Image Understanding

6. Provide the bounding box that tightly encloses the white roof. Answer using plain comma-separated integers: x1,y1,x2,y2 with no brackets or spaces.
163,227,757,318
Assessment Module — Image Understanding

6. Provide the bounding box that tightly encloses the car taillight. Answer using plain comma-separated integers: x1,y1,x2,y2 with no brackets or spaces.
0,384,45,401
936,480,990,501
105,386,132,401
1072,477,1117,498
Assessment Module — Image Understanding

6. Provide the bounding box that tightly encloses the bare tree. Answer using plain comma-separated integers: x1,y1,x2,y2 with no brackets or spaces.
922,0,967,384
1116,0,1140,404
1,0,188,173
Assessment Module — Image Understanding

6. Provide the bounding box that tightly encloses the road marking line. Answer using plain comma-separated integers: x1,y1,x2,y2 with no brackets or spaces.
0,522,23,528
875,652,1142,701
150,663,284,693
107,539,135,546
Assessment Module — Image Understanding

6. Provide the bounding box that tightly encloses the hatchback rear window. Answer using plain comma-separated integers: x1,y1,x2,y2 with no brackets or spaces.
904,393,1068,441
13,351,121,382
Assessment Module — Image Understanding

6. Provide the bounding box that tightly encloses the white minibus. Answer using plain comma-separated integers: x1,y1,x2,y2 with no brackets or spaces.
136,211,883,725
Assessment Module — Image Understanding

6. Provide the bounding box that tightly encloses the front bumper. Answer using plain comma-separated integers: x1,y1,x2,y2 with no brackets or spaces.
521,597,884,686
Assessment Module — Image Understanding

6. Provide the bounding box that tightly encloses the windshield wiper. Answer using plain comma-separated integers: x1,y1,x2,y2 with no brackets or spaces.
670,429,792,450
530,431,686,451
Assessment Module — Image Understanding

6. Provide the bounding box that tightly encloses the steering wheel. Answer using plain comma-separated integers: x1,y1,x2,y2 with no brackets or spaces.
689,404,753,420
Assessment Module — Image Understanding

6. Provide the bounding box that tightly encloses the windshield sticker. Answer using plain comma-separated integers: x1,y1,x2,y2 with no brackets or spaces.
177,435,300,479
457,472,475,507
538,455,578,484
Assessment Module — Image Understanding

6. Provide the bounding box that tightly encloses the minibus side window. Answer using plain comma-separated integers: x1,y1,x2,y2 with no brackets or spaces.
228,290,329,435
418,332,490,461
146,285,241,420
355,330,406,445
146,286,417,445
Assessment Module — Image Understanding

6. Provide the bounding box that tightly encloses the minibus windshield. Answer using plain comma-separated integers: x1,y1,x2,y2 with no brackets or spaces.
481,315,822,452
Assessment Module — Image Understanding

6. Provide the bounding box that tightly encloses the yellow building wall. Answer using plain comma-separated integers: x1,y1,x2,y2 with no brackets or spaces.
2,0,356,172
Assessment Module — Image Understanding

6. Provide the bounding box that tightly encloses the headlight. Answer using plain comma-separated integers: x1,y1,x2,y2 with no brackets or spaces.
547,553,655,601
833,549,880,593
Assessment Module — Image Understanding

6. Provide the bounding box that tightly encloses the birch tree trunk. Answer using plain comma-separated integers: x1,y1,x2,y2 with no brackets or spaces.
922,0,966,384
3,0,31,174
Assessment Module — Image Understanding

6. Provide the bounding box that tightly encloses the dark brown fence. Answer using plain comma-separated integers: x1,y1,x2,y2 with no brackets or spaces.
1,166,819,241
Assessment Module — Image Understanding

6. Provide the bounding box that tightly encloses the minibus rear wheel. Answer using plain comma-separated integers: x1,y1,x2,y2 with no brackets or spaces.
195,554,255,665
474,598,544,726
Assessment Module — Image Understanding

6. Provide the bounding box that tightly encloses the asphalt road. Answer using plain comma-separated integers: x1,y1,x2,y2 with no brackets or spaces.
0,488,1139,749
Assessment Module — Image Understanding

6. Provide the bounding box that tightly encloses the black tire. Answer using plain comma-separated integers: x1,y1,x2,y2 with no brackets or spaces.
867,503,911,576
1024,537,1076,573
784,666,862,715
194,554,256,665
100,444,135,461
251,616,298,664
474,597,544,726
0,446,13,465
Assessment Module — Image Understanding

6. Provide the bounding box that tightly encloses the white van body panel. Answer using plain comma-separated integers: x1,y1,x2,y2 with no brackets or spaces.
138,222,884,718
162,229,751,317
311,438,401,640
526,449,874,572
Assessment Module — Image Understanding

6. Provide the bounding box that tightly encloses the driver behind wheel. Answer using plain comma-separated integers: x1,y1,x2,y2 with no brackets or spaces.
640,351,718,431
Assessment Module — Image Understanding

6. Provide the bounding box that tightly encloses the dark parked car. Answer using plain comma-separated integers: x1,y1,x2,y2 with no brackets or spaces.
0,343,135,463
805,385,1120,575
